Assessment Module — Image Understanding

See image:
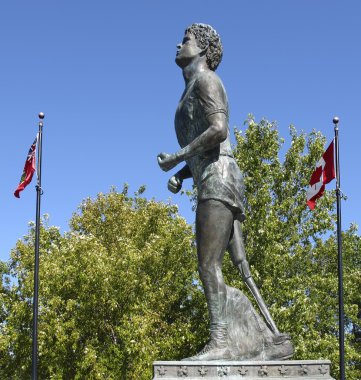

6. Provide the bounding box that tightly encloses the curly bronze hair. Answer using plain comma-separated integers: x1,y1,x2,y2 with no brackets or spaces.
185,23,223,71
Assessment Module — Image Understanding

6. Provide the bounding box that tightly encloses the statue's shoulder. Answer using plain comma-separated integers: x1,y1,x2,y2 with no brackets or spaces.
196,70,222,86
195,70,225,95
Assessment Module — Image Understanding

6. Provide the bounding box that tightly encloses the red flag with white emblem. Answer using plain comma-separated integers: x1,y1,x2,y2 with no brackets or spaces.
306,140,336,210
14,136,38,198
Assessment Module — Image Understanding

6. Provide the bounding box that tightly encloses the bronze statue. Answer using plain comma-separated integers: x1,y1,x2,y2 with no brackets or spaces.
157,24,292,361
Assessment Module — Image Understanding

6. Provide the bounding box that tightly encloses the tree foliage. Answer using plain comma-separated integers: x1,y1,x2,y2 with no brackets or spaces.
1,117,360,379
0,187,207,379
224,116,360,379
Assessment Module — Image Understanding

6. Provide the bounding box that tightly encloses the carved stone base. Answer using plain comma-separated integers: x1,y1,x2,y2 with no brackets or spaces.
184,285,293,361
222,286,293,361
152,360,335,379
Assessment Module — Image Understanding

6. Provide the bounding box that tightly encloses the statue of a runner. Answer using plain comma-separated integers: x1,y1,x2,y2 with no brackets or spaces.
157,23,293,361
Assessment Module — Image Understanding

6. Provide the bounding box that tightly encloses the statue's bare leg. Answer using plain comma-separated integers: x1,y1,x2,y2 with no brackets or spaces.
185,199,234,360
228,219,290,342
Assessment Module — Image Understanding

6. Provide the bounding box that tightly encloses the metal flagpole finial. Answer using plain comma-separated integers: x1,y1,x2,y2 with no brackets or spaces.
38,112,45,127
333,116,339,125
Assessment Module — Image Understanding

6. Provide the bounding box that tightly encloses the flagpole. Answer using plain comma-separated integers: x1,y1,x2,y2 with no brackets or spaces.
333,116,345,380
32,112,44,380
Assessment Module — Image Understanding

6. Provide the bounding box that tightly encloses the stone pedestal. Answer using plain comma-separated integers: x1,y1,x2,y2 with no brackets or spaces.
152,360,335,379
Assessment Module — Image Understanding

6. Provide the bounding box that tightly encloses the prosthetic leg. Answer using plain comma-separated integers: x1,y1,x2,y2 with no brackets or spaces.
228,219,289,343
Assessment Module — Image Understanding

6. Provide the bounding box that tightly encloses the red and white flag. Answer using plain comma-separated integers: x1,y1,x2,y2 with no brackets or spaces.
306,140,336,210
14,136,38,198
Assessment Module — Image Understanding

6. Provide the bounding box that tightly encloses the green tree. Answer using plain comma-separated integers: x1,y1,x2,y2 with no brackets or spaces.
0,187,207,380
223,116,360,379
1,118,360,379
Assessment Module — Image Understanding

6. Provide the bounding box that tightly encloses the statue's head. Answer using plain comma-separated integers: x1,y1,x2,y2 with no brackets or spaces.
185,23,223,71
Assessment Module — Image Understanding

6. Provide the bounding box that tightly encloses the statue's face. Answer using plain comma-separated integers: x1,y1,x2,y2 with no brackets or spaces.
175,32,202,68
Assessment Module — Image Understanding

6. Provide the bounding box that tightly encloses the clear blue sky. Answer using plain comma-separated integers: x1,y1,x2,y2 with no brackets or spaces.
1,1,360,262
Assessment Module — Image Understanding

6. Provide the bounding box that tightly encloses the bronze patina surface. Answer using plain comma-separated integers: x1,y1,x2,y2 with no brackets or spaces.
157,24,292,361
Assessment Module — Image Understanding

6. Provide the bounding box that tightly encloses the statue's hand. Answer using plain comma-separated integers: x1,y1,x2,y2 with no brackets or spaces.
157,152,179,172
168,175,182,194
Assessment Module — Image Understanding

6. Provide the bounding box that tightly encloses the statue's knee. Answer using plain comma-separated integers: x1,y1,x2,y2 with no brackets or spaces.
238,259,252,280
198,262,219,282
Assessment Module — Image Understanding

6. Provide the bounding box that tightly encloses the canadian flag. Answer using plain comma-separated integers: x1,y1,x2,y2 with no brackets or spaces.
306,140,336,210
